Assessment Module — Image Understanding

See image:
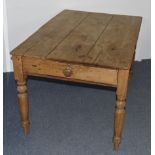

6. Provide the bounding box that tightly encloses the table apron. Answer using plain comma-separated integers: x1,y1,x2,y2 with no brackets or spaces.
22,57,118,87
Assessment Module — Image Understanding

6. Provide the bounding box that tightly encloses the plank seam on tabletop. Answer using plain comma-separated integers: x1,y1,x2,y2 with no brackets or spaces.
85,16,114,63
45,13,90,58
22,11,89,57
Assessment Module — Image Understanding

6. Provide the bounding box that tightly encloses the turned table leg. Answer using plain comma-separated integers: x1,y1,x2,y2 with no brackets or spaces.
113,70,129,150
12,55,30,135
17,80,30,135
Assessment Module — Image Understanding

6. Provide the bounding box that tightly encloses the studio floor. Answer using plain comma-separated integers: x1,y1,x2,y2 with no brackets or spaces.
4,60,151,155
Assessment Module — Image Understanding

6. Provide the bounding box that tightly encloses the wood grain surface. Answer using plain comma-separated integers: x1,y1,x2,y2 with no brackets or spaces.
11,10,142,69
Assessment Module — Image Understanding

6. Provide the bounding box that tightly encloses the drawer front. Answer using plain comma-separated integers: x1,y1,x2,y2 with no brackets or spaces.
23,57,118,86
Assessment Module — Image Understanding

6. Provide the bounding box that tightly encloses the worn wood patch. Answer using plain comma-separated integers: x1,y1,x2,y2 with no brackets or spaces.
46,13,113,61
87,15,142,69
24,10,88,58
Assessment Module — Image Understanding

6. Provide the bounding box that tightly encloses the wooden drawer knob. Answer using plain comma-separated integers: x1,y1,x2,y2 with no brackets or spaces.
63,65,73,77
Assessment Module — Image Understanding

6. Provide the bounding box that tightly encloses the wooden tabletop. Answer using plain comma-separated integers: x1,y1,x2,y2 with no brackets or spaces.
11,10,142,69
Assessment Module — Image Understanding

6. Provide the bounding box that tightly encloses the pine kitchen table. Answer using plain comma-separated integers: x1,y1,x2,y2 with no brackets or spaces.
11,10,142,150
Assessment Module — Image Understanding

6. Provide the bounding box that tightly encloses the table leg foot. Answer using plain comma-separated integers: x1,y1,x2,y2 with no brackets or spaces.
22,122,30,135
113,99,125,151
113,139,120,151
